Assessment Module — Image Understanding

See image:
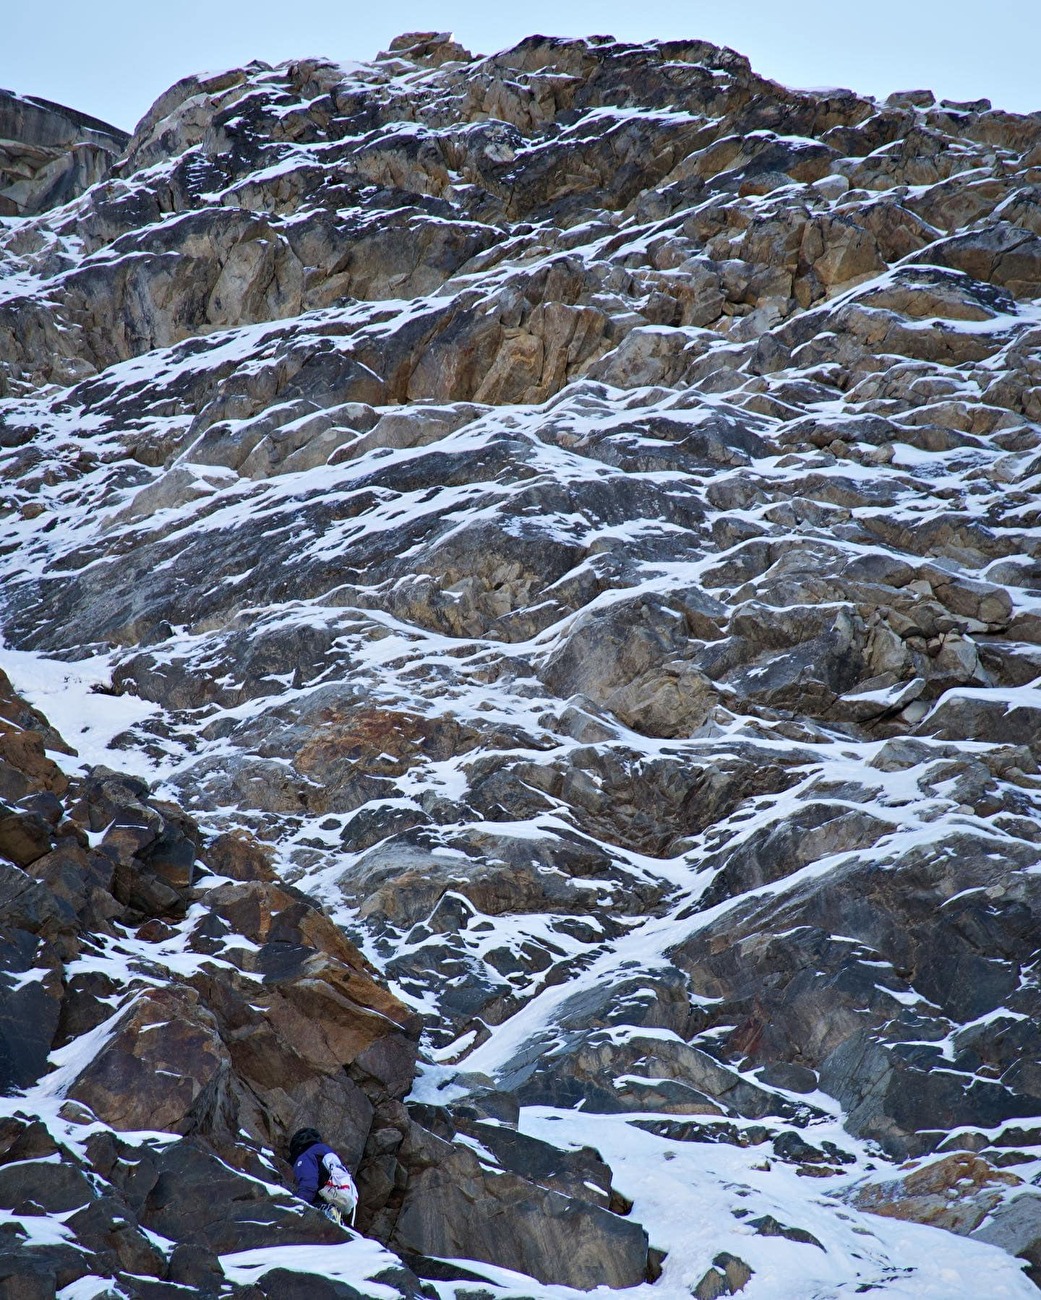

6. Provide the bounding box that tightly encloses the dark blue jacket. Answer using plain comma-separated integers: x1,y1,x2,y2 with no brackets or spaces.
293,1140,337,1204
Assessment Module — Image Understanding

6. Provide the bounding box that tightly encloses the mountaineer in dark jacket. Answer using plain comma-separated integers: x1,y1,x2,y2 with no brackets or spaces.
289,1127,358,1223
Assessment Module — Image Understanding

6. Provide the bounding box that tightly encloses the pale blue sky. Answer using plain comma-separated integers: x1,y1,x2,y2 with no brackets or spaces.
4,0,1039,133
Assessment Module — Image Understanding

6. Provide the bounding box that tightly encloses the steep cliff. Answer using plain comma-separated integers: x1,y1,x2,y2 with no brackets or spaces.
0,89,127,217
2,30,1041,1299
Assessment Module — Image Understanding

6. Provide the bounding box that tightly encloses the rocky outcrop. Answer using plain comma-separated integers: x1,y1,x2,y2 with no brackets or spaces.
388,1109,649,1288
0,667,652,1293
0,89,127,215
3,29,1041,1299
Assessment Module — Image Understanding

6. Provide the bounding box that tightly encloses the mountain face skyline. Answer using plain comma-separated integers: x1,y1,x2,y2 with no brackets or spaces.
2,29,1041,1299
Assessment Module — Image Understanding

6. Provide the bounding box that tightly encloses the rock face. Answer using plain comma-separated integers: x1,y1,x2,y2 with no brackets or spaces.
0,666,651,1293
2,28,1041,1300
389,1115,649,1288
0,89,127,215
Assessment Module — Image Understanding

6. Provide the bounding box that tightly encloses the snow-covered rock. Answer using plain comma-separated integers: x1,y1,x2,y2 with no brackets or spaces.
2,29,1041,1299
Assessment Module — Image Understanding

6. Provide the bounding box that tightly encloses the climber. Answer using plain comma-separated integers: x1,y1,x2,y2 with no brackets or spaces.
289,1127,359,1227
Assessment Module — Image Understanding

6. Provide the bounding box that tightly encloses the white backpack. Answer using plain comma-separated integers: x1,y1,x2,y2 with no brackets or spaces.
318,1152,358,1224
